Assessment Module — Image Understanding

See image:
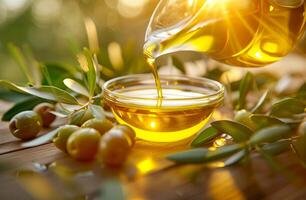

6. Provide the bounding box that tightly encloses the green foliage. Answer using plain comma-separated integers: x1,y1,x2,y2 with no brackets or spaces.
270,98,305,118
261,140,291,156
0,80,79,105
168,143,245,164
249,125,291,146
251,90,268,113
89,104,105,120
7,43,34,84
169,125,294,165
237,72,254,110
211,120,253,142
250,115,285,130
223,149,247,166
2,97,48,121
0,89,30,102
21,128,60,148
166,148,209,164
190,126,219,147
83,48,97,97
63,78,89,97
41,62,77,89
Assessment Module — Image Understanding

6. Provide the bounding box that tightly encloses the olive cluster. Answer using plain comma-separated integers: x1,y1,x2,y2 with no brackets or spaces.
9,103,136,167
53,109,135,166
9,103,56,140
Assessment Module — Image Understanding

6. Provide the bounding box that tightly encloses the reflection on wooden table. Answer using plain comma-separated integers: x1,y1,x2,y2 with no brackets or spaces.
1,103,306,200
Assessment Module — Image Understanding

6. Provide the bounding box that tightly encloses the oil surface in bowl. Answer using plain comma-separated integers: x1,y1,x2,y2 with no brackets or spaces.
104,86,222,142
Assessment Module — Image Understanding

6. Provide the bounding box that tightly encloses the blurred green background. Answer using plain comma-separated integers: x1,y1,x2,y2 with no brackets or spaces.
0,0,305,83
0,0,159,82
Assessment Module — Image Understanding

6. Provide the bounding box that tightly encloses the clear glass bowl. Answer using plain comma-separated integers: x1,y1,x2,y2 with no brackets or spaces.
103,74,224,143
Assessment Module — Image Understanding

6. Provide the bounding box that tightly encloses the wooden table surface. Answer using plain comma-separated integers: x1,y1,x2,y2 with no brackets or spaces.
0,101,306,200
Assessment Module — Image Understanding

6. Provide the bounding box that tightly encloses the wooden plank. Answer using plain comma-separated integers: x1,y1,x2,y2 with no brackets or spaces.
0,123,17,144
127,153,306,200
0,143,64,166
1,101,306,200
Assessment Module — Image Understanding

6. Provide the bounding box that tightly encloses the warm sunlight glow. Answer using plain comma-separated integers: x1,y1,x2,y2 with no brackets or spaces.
137,158,155,174
213,138,227,147
255,52,263,59
150,121,157,129
208,170,246,200
262,42,279,54
220,69,244,84
117,0,149,18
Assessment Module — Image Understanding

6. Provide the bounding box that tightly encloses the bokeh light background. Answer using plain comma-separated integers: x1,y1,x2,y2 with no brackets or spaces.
0,0,305,82
0,0,158,82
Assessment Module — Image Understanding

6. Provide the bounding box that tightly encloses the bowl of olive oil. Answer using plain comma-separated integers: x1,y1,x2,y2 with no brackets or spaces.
103,74,224,143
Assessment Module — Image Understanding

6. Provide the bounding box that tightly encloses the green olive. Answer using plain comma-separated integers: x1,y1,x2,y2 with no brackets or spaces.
82,118,113,135
67,128,101,161
98,125,135,167
53,125,80,152
9,111,42,140
68,109,94,126
234,109,255,130
112,125,136,146
33,103,56,128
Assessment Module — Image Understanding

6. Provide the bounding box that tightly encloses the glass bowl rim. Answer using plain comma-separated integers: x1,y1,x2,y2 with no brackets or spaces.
103,74,224,101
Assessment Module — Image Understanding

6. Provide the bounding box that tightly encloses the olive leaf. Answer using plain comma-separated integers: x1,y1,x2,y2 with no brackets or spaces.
21,128,59,148
296,82,306,100
63,78,89,97
171,56,186,74
272,0,304,8
224,149,247,166
250,114,284,130
237,72,254,110
190,126,219,147
211,120,253,142
167,148,209,164
0,89,30,102
23,45,42,86
2,97,48,121
97,177,125,200
270,98,305,118
167,143,245,164
41,62,77,89
292,135,306,168
8,43,34,84
49,111,68,118
204,143,246,162
0,80,79,105
89,104,105,120
261,140,291,156
83,48,97,97
249,125,291,146
250,90,268,113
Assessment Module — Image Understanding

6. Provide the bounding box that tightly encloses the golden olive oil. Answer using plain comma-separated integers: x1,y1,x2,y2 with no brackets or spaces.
144,0,305,67
104,86,222,142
